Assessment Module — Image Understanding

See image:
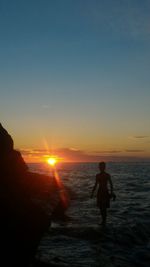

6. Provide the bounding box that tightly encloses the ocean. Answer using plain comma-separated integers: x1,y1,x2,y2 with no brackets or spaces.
28,162,150,267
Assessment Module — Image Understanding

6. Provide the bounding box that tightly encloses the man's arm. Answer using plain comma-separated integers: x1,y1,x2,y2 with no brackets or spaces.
91,176,98,198
108,175,113,195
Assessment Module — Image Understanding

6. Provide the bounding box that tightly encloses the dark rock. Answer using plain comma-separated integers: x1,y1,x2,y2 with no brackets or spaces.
0,123,69,266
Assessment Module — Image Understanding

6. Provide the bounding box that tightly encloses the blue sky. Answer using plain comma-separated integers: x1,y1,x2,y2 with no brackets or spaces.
0,0,150,161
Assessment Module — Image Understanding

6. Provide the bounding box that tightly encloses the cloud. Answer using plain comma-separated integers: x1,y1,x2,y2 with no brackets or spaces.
69,147,80,152
93,150,122,154
20,149,35,155
128,135,149,141
54,148,87,161
19,147,147,163
20,147,105,162
125,149,145,153
20,149,46,155
133,136,149,139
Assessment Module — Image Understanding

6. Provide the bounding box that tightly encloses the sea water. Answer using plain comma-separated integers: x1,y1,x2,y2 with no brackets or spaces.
28,162,150,267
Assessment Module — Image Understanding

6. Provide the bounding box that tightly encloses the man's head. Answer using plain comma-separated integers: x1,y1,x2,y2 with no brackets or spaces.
99,161,106,172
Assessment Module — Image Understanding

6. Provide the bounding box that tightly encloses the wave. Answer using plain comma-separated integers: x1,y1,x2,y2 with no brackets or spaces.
36,221,150,267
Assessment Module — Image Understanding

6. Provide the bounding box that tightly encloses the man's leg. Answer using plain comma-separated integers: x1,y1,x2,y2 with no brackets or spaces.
100,208,107,226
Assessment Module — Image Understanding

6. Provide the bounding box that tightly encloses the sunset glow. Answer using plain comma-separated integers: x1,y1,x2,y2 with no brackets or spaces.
47,157,57,166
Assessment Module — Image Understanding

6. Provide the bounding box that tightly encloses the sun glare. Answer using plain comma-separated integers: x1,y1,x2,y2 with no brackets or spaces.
47,157,57,166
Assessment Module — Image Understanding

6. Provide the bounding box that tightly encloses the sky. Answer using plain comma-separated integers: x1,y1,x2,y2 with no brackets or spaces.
0,0,150,162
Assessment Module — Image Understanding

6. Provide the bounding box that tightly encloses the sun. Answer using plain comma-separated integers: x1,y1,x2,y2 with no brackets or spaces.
47,157,57,166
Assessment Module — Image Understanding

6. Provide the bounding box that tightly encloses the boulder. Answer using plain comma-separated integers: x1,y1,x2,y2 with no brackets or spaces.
0,124,69,266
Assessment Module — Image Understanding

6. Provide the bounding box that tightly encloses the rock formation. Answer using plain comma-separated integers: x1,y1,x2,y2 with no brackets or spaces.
0,123,69,266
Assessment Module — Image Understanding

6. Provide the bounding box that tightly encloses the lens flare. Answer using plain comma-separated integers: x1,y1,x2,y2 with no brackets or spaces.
46,155,69,212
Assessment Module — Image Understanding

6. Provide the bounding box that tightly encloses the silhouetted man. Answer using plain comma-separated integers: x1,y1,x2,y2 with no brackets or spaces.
91,162,115,226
